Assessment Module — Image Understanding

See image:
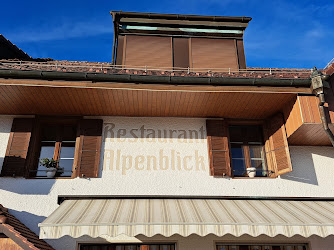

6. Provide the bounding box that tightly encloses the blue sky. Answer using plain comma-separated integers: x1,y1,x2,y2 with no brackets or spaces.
1,0,333,68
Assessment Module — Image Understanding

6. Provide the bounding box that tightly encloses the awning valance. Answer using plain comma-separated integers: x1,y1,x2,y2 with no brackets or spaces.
39,199,334,239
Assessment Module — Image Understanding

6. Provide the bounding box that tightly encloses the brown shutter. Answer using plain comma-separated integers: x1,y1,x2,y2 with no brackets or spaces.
191,38,238,70
115,35,125,66
236,39,246,69
76,119,103,178
124,35,173,69
264,113,292,176
206,120,231,176
173,37,190,69
1,118,33,177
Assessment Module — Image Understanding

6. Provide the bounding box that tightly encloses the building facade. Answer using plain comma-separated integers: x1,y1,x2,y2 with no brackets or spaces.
0,11,334,250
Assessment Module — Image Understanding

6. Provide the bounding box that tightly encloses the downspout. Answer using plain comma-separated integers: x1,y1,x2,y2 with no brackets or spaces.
311,67,334,146
111,12,119,64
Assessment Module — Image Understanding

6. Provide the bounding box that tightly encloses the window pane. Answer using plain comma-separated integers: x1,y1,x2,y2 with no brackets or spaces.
41,126,58,141
37,142,56,177
232,159,246,176
246,126,263,143
58,159,73,176
58,142,75,177
229,126,244,142
249,145,264,159
251,160,267,177
231,144,244,158
59,142,75,158
149,245,159,250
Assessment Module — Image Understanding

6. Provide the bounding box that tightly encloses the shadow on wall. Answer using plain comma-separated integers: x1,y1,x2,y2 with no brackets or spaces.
8,208,47,235
280,146,334,185
0,159,56,194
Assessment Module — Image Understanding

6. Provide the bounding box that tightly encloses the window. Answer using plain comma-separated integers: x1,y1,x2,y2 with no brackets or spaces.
206,114,293,178
35,121,77,177
216,244,308,250
1,117,103,179
229,125,268,177
80,244,175,250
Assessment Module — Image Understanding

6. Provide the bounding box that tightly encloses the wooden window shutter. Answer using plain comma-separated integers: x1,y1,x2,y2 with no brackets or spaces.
1,118,34,177
191,38,239,70
173,37,190,69
206,120,231,176
76,119,103,178
124,35,173,69
115,35,125,66
264,113,292,176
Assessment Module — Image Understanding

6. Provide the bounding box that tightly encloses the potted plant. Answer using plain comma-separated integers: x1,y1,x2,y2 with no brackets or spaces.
39,158,63,178
246,167,257,178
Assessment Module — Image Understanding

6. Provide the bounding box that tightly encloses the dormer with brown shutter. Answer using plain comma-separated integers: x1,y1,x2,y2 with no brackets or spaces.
110,11,251,71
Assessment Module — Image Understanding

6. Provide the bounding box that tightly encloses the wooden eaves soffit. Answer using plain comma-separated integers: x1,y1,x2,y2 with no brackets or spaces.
0,60,312,120
110,11,251,70
284,67,334,146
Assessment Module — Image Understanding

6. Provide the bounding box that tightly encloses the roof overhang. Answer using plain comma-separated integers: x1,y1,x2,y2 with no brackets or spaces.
0,76,311,118
110,11,252,38
39,198,334,239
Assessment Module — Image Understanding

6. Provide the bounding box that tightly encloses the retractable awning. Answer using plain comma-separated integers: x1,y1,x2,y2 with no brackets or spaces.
39,199,334,239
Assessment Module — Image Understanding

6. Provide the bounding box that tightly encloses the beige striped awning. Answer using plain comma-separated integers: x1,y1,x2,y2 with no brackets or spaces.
39,199,334,239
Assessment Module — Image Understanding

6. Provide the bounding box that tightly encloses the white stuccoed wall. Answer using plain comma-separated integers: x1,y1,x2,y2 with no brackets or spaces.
1,115,334,249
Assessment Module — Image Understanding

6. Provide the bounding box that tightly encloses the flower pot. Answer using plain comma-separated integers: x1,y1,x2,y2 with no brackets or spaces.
246,167,257,178
46,168,57,178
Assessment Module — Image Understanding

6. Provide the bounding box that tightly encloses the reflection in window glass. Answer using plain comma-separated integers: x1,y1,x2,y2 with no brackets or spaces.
231,146,244,158
58,141,75,177
232,159,246,176
37,141,55,177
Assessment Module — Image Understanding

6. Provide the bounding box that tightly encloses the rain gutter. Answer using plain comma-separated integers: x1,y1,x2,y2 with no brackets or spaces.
0,69,311,87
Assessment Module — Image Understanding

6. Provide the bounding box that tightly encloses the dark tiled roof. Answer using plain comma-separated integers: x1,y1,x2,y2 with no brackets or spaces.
0,59,312,80
0,35,32,60
0,204,54,250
